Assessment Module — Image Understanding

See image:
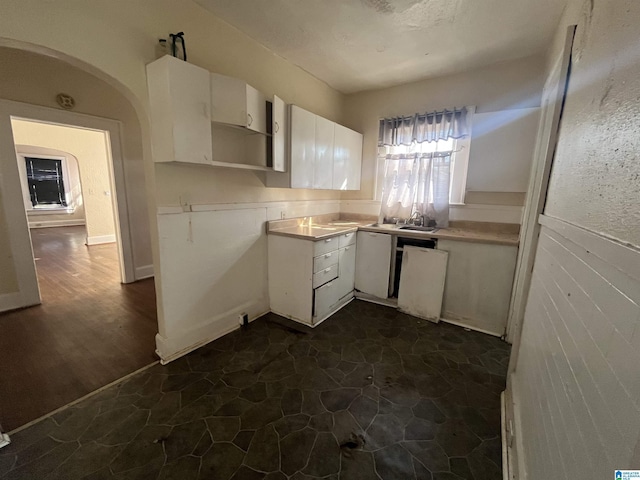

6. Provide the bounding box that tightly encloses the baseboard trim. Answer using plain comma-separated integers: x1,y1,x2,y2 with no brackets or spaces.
501,392,509,480
0,291,39,313
29,219,85,229
135,264,154,280
155,300,270,364
85,234,116,245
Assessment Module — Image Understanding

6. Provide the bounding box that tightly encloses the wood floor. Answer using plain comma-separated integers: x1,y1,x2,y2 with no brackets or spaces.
0,226,158,431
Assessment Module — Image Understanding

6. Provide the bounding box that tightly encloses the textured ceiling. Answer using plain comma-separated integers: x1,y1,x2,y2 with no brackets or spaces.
194,0,566,93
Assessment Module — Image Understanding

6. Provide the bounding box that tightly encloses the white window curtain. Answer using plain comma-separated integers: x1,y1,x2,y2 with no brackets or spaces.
378,107,468,227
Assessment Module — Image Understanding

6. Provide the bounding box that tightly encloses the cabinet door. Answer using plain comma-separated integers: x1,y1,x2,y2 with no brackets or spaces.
438,240,518,336
333,124,362,190
313,116,335,189
290,105,316,189
147,56,212,164
245,84,267,134
332,124,349,190
346,128,363,190
272,95,286,172
336,245,357,300
355,232,392,298
210,73,246,127
397,247,448,322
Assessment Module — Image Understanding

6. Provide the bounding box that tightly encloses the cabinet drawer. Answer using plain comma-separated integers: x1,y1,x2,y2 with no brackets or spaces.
338,231,357,248
313,250,339,273
312,263,338,289
314,279,342,321
313,236,339,256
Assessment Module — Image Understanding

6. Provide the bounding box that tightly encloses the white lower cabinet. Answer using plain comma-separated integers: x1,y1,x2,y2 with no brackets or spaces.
355,232,392,299
437,239,517,336
268,232,357,326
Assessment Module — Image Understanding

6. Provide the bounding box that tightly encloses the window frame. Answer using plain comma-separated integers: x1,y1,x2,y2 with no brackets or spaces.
17,153,75,214
376,105,475,206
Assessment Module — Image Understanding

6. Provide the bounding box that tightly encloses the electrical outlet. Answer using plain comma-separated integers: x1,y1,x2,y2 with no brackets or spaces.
280,211,286,219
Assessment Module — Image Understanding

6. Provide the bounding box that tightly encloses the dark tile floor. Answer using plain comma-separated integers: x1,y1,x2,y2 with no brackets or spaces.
0,300,510,480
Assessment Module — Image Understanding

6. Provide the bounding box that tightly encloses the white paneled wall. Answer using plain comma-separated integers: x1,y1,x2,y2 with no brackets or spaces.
512,215,640,479
154,199,341,362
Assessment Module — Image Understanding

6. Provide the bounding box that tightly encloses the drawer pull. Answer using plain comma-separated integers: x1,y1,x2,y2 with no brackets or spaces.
324,253,332,258
345,246,350,251
324,268,331,273
325,238,332,243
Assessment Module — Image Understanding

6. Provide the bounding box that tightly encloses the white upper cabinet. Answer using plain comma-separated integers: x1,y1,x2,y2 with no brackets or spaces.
290,105,316,189
272,95,286,172
146,55,212,165
333,124,362,190
313,116,335,189
286,105,363,190
210,73,267,134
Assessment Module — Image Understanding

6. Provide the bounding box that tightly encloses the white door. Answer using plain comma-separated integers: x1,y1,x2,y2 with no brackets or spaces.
355,232,392,298
313,116,334,189
290,105,316,189
336,245,356,299
272,95,286,172
397,246,448,323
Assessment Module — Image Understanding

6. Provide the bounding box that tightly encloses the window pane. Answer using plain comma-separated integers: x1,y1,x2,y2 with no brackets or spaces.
25,157,67,207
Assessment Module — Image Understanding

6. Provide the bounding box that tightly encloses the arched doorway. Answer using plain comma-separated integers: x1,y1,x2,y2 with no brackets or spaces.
0,46,158,431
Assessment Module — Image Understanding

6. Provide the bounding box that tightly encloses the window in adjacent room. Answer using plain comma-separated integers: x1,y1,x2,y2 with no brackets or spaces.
24,156,68,208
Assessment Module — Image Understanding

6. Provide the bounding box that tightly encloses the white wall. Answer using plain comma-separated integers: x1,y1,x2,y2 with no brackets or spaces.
342,54,545,223
0,0,346,360
11,120,115,242
510,0,640,477
466,107,540,194
155,199,342,362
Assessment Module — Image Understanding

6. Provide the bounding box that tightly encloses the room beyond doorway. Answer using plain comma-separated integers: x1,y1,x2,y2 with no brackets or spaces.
0,226,157,431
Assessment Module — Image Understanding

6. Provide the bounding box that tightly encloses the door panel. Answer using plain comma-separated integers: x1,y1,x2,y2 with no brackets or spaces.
355,232,392,298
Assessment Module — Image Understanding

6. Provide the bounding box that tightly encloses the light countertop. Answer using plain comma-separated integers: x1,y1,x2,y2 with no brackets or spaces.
267,214,520,246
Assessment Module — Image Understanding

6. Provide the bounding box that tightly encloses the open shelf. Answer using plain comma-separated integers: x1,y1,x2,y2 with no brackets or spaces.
211,121,272,137
210,161,272,172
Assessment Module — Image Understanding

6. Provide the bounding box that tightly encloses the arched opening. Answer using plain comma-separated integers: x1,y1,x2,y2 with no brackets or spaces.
0,46,158,431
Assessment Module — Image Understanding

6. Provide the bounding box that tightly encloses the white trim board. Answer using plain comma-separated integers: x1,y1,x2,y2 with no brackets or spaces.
135,264,154,280
157,198,342,216
85,234,116,245
29,219,85,229
156,302,270,364
0,291,33,313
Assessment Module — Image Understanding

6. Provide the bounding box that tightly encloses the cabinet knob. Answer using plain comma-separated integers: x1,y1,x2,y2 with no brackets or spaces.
324,253,331,258
247,113,253,126
325,238,332,243
324,268,331,273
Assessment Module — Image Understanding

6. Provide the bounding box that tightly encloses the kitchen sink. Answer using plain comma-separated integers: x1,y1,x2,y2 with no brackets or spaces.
366,223,400,230
399,225,439,233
